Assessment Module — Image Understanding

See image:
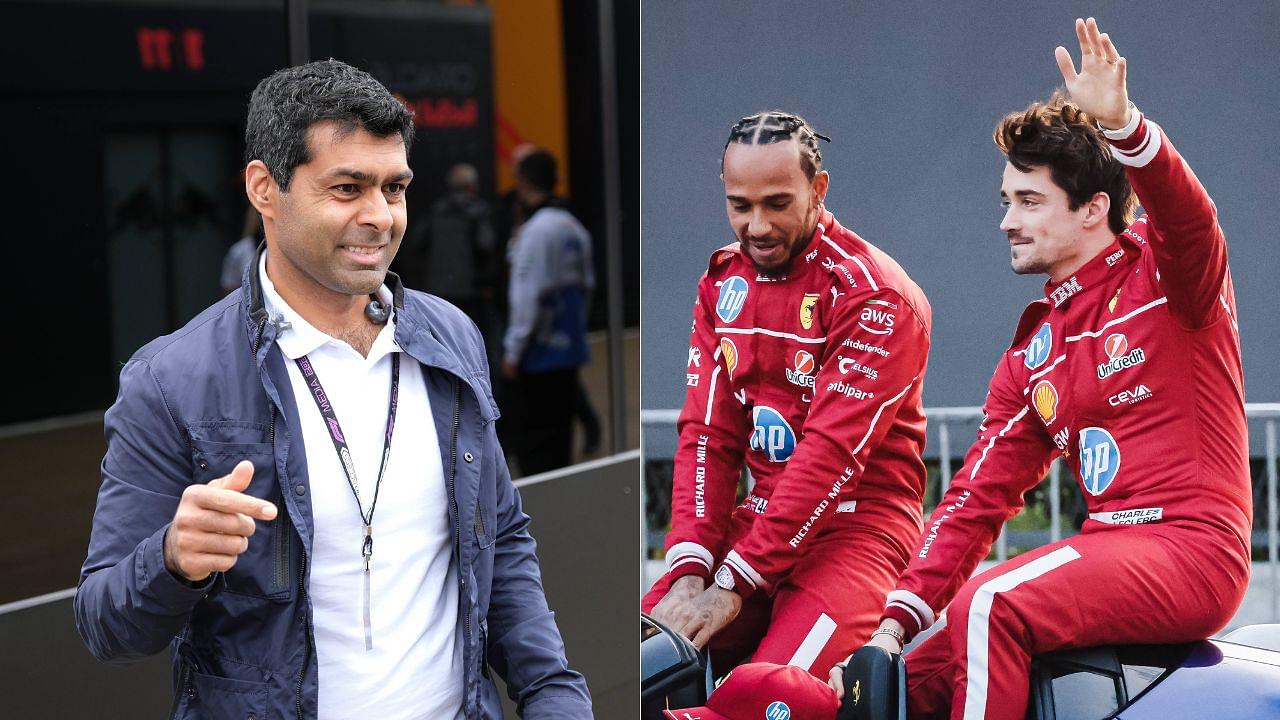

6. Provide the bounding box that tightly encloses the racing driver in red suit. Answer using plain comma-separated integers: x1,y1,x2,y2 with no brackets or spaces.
826,19,1252,719
644,110,933,678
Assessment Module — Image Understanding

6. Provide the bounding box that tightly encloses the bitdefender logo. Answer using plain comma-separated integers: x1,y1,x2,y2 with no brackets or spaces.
1096,333,1146,379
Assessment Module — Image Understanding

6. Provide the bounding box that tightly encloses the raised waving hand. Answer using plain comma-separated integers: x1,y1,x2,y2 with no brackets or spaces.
1055,17,1132,129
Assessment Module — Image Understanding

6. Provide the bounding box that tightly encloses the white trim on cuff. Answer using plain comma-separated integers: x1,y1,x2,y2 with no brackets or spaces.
886,589,937,630
665,541,713,571
1100,101,1141,139
724,550,767,590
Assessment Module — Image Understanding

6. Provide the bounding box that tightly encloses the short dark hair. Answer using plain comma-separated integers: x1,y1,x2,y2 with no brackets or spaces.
994,90,1136,234
245,59,415,191
723,110,829,180
515,149,558,193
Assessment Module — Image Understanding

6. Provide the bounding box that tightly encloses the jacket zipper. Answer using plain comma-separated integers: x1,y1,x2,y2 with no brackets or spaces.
448,379,470,703
295,544,311,720
168,661,192,719
274,497,290,592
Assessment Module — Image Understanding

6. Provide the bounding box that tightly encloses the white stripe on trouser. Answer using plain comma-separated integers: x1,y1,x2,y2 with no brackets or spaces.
787,613,838,671
963,546,1082,720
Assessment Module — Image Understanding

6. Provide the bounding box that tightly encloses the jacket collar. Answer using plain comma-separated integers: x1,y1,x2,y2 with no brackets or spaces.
240,243,495,421
1042,234,1137,308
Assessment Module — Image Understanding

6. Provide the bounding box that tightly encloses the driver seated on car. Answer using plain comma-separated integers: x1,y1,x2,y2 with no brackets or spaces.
643,110,933,680
819,18,1253,720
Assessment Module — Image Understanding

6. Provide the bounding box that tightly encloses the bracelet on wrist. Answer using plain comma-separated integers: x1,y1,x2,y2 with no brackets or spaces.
871,627,905,647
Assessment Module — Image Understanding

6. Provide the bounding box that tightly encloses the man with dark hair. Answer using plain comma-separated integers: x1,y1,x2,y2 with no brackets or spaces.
830,19,1250,719
501,149,595,473
644,109,932,679
76,59,591,719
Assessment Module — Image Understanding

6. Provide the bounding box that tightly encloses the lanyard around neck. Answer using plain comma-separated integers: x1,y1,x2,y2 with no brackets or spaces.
294,352,400,651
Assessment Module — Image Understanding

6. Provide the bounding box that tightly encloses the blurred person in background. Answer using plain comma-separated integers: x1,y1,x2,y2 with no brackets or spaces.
75,59,591,720
403,162,498,343
502,149,596,473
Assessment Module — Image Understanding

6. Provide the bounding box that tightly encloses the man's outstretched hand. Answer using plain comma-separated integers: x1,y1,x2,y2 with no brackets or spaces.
1055,17,1132,130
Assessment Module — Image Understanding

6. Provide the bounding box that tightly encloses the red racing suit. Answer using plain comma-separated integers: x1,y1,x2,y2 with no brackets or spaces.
644,209,932,674
880,109,1253,719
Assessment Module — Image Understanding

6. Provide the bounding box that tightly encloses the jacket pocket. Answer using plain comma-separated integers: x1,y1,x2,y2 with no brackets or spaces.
474,498,494,549
189,437,291,601
188,670,269,720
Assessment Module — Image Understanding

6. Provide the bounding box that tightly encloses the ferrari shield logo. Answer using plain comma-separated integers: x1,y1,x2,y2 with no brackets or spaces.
799,293,820,330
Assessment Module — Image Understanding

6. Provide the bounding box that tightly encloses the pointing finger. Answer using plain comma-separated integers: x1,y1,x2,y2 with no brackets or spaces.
195,486,277,521
210,460,255,493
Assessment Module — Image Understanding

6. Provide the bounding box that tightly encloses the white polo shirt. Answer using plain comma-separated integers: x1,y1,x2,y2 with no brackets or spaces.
260,255,464,719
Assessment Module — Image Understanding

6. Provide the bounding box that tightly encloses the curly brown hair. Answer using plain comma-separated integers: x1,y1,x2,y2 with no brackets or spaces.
994,90,1137,234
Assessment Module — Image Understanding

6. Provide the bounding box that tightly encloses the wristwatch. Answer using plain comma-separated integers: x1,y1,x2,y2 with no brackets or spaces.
714,565,735,592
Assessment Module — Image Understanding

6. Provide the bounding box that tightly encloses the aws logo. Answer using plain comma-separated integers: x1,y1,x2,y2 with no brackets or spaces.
858,299,897,335
750,406,796,462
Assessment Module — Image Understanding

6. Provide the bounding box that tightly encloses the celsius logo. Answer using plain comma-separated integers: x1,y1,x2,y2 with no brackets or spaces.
1079,427,1120,495
750,406,796,462
1032,380,1058,424
786,350,816,388
715,276,749,323
720,337,739,377
765,701,791,720
1097,333,1146,379
1024,323,1053,370
837,355,879,380
858,299,897,335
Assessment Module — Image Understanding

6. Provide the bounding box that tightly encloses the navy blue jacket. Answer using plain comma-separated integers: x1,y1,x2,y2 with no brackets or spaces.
75,252,592,719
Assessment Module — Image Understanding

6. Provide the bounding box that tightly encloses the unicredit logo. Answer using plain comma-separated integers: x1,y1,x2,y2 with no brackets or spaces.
1097,333,1146,379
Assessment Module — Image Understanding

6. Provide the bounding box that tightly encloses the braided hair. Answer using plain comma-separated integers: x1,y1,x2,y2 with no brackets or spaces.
722,111,831,180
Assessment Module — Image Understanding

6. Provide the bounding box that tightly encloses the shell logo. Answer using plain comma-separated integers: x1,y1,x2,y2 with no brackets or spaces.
720,337,739,377
1104,333,1129,360
794,350,815,375
1033,380,1058,425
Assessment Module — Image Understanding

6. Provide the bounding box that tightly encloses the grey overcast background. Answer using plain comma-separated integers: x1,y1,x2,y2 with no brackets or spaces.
641,1,1279,416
